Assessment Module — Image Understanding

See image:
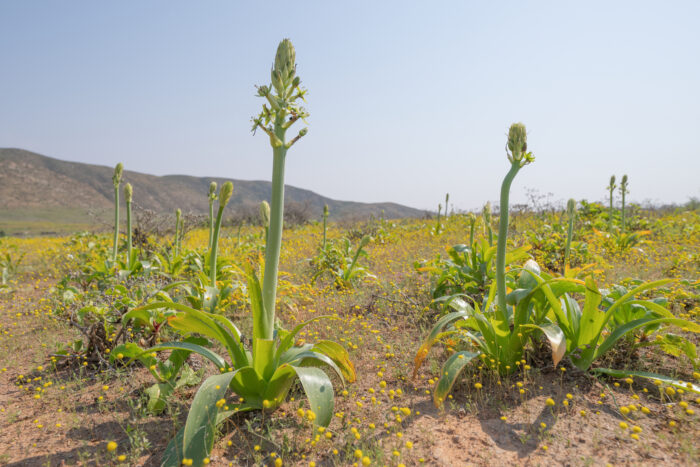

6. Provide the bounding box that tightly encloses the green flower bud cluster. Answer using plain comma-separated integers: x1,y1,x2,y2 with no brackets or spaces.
506,123,534,166
113,163,123,188
124,183,133,203
219,181,234,208
271,39,298,97
483,202,492,224
209,181,218,200
567,198,576,218
252,39,308,150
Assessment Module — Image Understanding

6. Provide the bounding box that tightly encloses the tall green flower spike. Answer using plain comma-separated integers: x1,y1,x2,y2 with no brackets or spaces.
608,175,616,233
252,38,309,342
496,123,534,319
564,198,576,273
124,183,133,269
174,209,182,257
620,175,629,233
111,163,123,263
483,202,493,246
209,182,233,285
208,182,218,250
322,204,329,250
467,212,477,246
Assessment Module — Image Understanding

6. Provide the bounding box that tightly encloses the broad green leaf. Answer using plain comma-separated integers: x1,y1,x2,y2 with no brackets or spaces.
433,351,479,407
594,317,700,365
291,365,334,427
145,382,173,414
593,368,700,393
577,276,604,347
143,342,227,372
246,265,268,341
181,372,237,466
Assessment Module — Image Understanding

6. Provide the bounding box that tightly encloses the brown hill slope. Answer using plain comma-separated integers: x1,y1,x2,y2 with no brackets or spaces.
0,148,424,221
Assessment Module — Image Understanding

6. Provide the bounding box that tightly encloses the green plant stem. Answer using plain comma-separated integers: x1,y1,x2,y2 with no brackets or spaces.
209,205,225,286
468,220,475,246
564,211,574,273
621,190,626,233
126,200,132,269
322,212,328,251
260,129,287,341
609,188,614,233
174,217,180,257
112,186,119,263
487,224,493,247
496,162,520,320
435,205,442,235
209,199,215,250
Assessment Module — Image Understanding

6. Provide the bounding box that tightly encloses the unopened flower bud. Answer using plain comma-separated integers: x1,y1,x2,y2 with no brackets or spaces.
124,183,133,203
113,163,123,187
219,181,234,208
323,204,329,217
567,199,576,218
483,202,492,224
274,39,296,79
260,200,270,227
507,123,528,161
209,181,217,199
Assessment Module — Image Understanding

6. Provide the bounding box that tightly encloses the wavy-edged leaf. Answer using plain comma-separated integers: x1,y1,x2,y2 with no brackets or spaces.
311,340,356,383
433,351,479,407
413,311,469,378
521,322,566,367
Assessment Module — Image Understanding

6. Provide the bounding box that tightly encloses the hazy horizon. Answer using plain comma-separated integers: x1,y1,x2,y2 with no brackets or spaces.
1,1,698,211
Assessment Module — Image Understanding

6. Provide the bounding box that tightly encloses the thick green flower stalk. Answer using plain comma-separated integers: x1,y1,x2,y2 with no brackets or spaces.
210,182,233,285
444,193,450,218
467,212,476,246
252,38,308,342
620,174,629,233
483,202,493,246
174,209,182,257
435,203,442,234
322,204,329,250
124,183,133,269
608,175,616,233
564,198,576,273
496,123,534,319
111,163,123,263
260,200,271,244
208,182,218,250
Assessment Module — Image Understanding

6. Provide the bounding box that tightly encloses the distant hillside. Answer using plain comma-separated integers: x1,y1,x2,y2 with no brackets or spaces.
0,149,424,232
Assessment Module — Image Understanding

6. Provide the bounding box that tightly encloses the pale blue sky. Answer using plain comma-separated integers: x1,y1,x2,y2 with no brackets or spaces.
1,1,698,210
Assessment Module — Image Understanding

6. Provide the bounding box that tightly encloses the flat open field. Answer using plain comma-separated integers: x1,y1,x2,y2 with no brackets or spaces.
1,206,698,467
